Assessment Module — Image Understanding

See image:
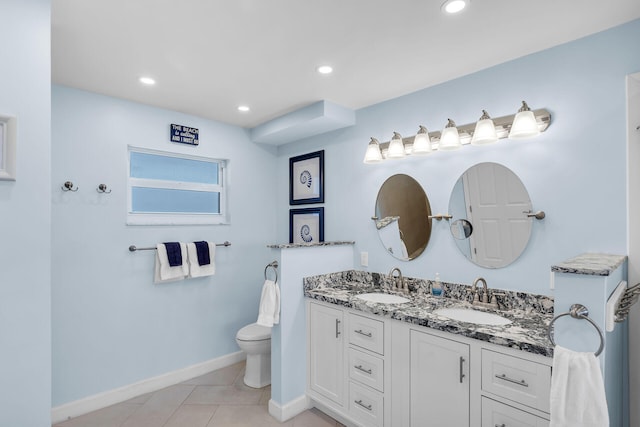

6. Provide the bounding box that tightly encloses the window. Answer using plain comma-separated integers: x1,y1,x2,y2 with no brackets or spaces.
127,146,228,225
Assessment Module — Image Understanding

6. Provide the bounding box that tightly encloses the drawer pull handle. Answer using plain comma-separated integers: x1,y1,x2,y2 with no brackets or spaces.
495,373,529,387
335,319,341,338
354,399,373,411
355,329,373,338
495,424,506,427
459,357,466,383
354,365,373,375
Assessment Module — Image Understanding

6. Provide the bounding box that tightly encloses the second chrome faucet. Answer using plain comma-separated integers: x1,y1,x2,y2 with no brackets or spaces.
389,267,408,293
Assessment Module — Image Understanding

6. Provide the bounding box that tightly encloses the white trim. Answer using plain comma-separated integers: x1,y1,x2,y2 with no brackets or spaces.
51,351,245,424
268,394,310,422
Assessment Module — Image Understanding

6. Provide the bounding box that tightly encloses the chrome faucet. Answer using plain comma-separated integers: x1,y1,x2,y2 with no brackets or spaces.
389,267,408,293
471,277,500,309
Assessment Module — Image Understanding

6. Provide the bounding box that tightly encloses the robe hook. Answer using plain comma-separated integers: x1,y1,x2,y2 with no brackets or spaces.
97,184,112,194
62,181,79,192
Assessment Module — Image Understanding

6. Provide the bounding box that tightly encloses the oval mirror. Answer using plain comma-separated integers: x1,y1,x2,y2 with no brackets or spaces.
448,163,533,268
374,174,432,261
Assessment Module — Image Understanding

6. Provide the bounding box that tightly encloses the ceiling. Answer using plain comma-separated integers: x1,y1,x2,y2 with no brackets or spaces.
52,0,640,129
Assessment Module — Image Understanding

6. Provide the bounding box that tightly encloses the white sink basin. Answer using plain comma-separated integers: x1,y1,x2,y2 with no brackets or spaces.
356,293,410,304
434,308,512,326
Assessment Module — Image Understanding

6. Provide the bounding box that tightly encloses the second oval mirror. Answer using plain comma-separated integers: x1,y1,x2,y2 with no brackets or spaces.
448,162,533,268
374,174,432,261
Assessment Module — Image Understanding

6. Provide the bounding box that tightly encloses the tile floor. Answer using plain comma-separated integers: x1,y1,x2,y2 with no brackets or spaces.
53,361,344,427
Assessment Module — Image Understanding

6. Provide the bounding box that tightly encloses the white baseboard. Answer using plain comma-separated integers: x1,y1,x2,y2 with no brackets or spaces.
51,351,245,424
268,394,309,422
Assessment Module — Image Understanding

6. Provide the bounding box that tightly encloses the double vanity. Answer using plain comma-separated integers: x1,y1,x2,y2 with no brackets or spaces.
304,271,555,427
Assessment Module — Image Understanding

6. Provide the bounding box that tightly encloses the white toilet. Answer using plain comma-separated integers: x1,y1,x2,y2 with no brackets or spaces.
235,323,272,388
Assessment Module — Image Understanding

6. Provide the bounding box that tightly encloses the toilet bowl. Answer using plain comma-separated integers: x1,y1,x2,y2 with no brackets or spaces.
236,323,271,388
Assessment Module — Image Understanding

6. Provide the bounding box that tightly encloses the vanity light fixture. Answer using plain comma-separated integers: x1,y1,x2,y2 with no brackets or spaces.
471,110,498,145
438,119,462,150
363,137,384,164
237,105,250,112
317,65,333,74
386,132,407,159
412,126,433,155
508,101,540,139
363,101,551,163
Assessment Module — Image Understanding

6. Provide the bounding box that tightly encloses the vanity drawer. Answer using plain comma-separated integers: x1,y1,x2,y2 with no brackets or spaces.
348,347,384,392
349,381,384,427
482,397,549,427
349,313,384,355
481,349,551,413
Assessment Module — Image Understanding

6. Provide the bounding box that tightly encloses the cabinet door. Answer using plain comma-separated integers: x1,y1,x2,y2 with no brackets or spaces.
410,330,470,427
309,303,344,405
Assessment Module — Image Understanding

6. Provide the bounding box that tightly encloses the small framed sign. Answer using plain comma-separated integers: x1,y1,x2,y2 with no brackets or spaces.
170,124,199,145
0,115,17,181
289,150,324,205
289,207,324,244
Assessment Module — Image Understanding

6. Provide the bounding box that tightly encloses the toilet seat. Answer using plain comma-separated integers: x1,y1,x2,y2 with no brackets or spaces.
236,323,271,341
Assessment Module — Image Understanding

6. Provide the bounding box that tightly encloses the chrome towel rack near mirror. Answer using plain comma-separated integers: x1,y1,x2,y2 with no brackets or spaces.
264,261,278,282
128,241,231,252
547,304,605,356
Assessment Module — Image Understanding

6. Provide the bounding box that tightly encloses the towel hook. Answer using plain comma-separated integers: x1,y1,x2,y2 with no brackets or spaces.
547,303,605,356
61,181,79,192
264,261,278,283
96,184,112,194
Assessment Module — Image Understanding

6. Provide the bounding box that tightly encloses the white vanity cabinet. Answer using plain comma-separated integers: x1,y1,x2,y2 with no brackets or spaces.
410,329,470,426
306,299,552,427
308,302,344,406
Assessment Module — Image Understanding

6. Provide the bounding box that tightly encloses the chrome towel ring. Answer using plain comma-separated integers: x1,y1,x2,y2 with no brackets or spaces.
264,261,278,283
547,304,605,357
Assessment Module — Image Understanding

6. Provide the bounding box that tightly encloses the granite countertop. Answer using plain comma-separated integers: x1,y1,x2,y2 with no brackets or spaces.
305,281,554,357
267,241,355,249
551,253,627,276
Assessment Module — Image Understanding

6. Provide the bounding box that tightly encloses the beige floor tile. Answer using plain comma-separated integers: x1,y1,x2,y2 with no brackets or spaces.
182,362,245,386
124,392,153,405
291,408,338,427
120,385,195,427
162,404,218,427
52,402,140,427
207,404,293,427
185,385,264,405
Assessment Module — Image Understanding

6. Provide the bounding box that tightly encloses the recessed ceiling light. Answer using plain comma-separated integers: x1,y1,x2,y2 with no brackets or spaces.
139,76,156,85
441,0,467,14
237,105,250,112
317,65,333,75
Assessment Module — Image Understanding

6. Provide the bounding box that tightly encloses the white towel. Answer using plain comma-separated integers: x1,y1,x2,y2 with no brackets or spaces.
186,242,216,278
256,279,280,327
154,243,189,283
550,345,609,427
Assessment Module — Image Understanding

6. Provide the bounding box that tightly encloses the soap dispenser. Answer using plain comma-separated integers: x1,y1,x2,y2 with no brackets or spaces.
431,273,443,297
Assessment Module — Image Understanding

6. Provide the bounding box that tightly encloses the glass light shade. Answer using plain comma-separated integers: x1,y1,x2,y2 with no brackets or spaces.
471,111,498,145
387,132,406,159
509,101,540,139
438,119,461,150
412,126,432,155
363,138,383,164
442,0,467,14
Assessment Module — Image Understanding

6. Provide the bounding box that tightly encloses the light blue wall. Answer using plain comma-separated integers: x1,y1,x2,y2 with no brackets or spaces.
277,19,640,296
0,0,52,425
51,86,278,405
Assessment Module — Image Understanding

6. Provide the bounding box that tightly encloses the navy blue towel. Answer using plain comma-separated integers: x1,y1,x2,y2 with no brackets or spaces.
194,241,210,266
163,242,183,267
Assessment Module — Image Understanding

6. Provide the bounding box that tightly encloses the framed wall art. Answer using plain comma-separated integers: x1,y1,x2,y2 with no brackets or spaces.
289,150,324,205
0,115,17,181
289,207,324,244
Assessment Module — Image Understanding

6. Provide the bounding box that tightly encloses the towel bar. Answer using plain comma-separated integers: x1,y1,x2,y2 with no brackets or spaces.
129,241,231,252
547,304,605,356
264,261,278,282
